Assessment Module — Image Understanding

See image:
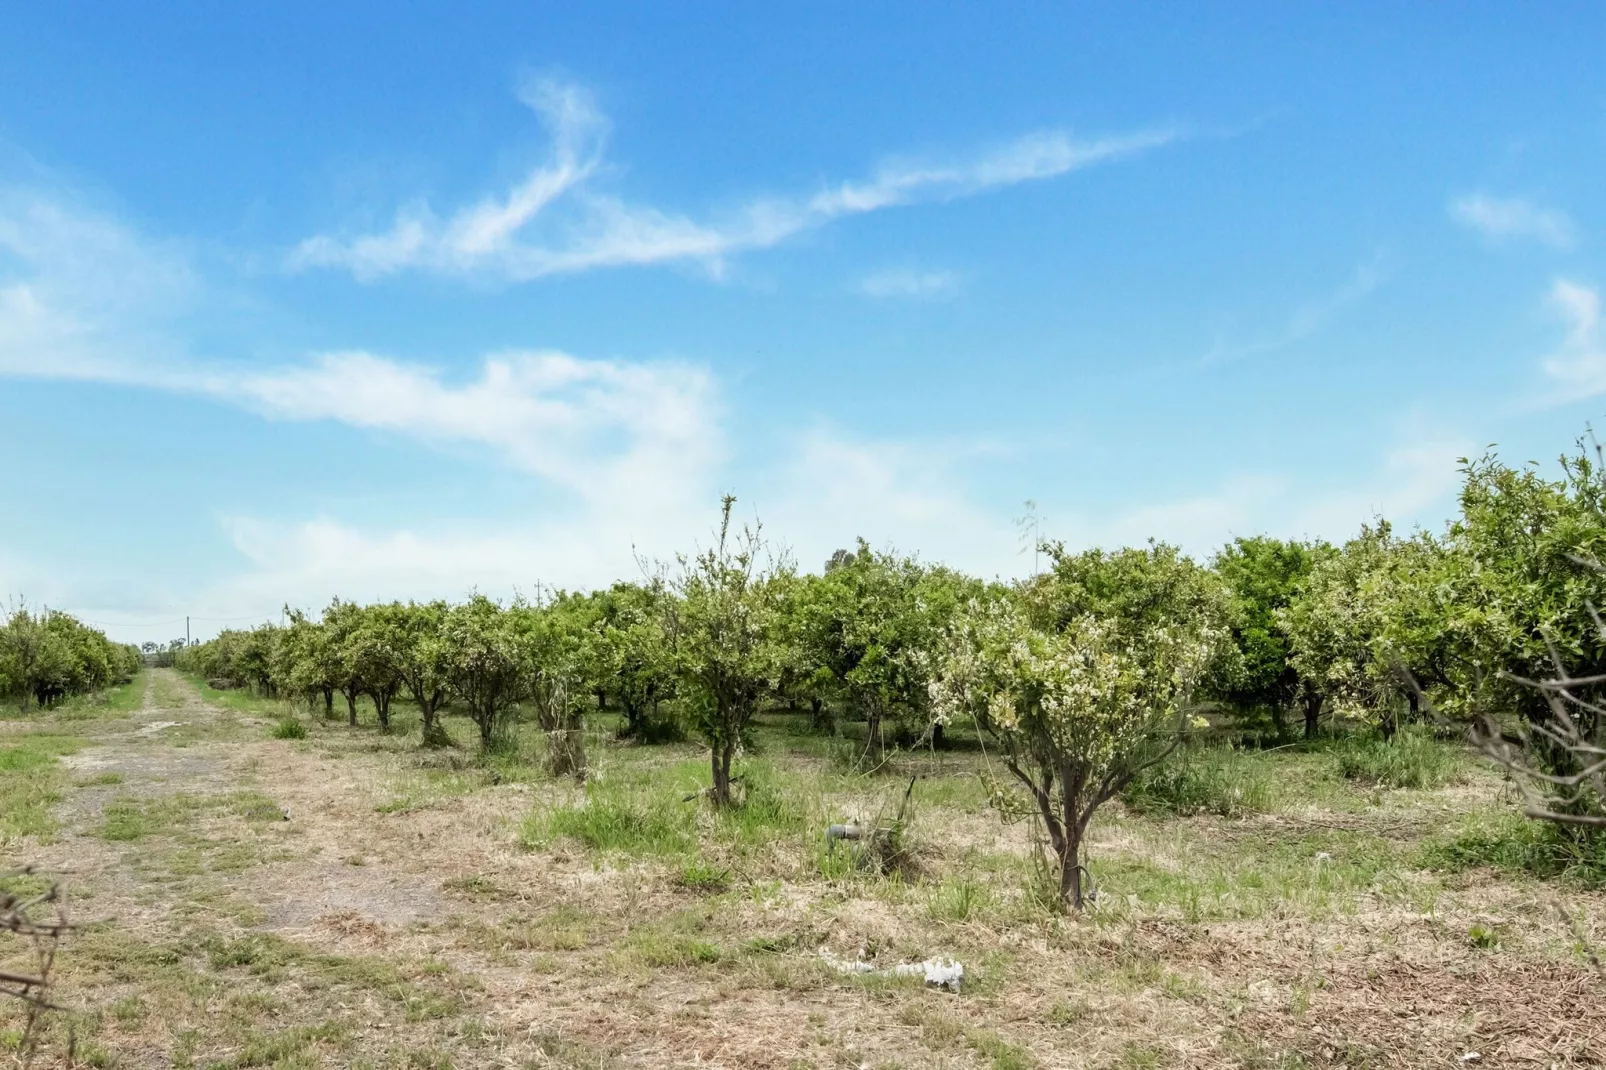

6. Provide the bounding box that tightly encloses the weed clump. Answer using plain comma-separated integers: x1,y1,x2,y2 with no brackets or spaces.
1122,745,1272,817
1331,727,1461,790
270,717,307,740
523,788,694,857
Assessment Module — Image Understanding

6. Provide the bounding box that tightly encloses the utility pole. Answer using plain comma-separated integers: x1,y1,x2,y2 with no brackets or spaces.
186,616,191,647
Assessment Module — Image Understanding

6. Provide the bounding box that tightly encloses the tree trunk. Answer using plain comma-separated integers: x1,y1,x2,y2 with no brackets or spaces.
1380,704,1398,742
419,696,451,747
808,697,832,735
1269,702,1289,742
932,722,946,750
1058,824,1085,909
322,687,334,719
1303,692,1324,740
477,709,494,747
1057,767,1089,909
865,706,884,763
710,743,733,806
373,690,391,732
1406,690,1420,724
546,729,586,780
345,688,359,727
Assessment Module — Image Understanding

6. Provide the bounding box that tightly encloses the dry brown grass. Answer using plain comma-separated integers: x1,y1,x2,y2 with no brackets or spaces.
1,671,1602,1068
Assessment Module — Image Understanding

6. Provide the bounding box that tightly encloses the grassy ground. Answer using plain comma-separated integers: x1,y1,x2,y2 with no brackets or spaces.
1,670,1602,1068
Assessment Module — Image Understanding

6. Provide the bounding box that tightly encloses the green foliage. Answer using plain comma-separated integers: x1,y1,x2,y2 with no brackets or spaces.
791,539,973,762
1279,523,1419,736
1328,727,1462,789
0,605,141,710
438,595,528,748
582,581,677,741
1211,536,1328,739
513,596,590,778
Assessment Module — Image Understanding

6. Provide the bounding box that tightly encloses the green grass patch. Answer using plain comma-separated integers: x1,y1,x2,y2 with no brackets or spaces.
927,875,993,922
183,674,291,718
619,911,724,968
0,731,89,838
100,794,192,841
1090,822,1416,921
98,790,287,842
1421,807,1606,885
1123,744,1275,817
676,857,733,892
525,786,695,856
52,671,147,721
1328,727,1463,790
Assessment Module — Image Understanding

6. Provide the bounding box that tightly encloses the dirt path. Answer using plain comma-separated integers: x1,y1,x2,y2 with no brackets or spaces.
48,670,445,932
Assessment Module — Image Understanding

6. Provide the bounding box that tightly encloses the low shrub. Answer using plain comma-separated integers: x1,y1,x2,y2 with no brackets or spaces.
271,718,307,740
1331,727,1461,790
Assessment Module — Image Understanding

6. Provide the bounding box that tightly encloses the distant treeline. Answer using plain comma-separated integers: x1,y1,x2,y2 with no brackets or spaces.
179,435,1604,754
169,433,1606,902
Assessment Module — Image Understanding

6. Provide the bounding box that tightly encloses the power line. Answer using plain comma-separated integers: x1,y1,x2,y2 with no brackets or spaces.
52,612,279,629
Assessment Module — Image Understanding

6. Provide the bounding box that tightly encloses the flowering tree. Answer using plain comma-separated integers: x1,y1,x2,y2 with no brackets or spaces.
931,543,1230,908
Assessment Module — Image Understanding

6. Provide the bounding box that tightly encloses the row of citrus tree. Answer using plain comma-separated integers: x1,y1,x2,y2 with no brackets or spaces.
0,608,143,709
174,438,1606,905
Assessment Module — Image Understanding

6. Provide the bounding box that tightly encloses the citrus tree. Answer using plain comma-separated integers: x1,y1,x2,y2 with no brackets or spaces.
1211,536,1330,739
440,595,528,749
587,582,677,740
666,496,789,806
931,542,1230,908
515,598,591,778
376,601,453,745
276,611,338,717
803,540,967,762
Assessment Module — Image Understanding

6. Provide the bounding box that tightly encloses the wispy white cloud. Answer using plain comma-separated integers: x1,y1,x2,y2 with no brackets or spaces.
1063,432,1468,557
1201,255,1385,365
291,77,1180,283
0,186,199,384
1540,277,1606,400
857,267,962,300
1450,193,1575,248
0,183,722,513
0,178,1474,638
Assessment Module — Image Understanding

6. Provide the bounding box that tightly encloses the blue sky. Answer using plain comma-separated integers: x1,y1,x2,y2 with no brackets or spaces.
2,3,1604,643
